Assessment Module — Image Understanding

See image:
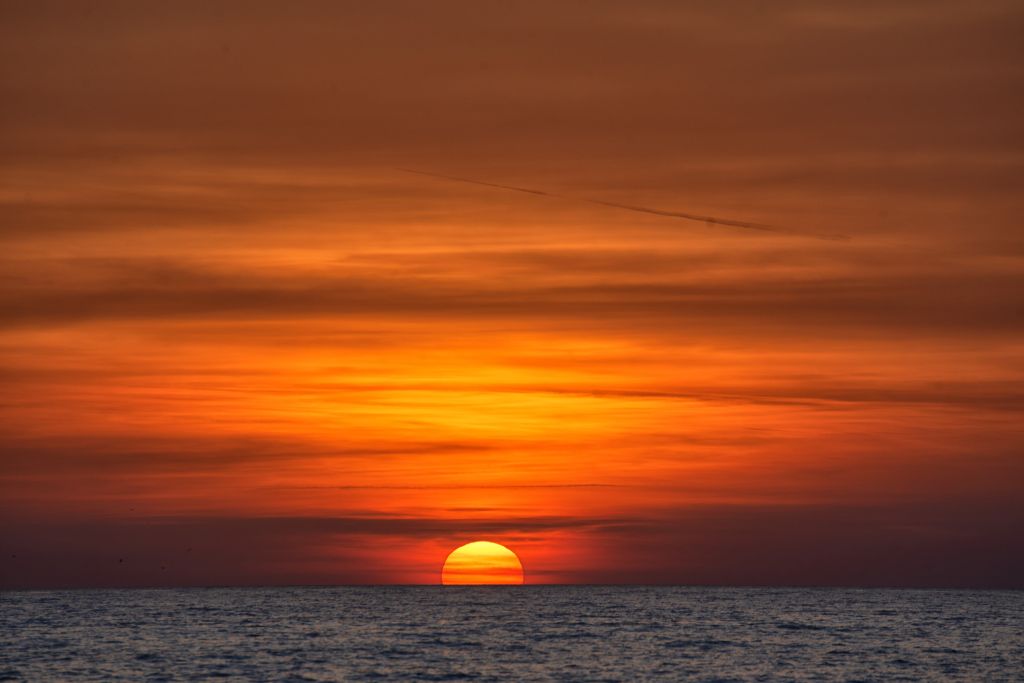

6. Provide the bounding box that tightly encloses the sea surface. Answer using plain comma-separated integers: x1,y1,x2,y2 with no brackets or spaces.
1,586,1021,681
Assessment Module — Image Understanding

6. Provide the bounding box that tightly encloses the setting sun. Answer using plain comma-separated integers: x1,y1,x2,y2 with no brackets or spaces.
441,541,525,585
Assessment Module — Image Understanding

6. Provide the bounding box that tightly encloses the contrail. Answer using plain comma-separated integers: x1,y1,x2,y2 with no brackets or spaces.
399,168,849,241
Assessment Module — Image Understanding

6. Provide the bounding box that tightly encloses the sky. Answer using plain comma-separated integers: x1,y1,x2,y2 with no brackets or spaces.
1,0,1022,589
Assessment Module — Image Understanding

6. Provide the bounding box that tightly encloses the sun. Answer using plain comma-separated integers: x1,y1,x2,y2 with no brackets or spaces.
441,541,524,585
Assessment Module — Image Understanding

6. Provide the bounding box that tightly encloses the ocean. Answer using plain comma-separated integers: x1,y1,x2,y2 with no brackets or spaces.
1,586,1021,681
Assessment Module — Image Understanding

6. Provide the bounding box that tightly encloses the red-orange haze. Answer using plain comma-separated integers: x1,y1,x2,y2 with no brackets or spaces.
1,1,1022,589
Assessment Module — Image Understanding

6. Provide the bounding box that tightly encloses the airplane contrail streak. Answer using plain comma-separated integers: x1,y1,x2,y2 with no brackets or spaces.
398,168,849,241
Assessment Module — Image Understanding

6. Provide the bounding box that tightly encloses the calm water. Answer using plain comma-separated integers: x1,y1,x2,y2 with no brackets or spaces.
1,587,1021,681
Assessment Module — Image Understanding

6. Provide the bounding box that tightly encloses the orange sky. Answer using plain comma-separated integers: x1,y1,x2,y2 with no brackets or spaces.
1,0,1022,588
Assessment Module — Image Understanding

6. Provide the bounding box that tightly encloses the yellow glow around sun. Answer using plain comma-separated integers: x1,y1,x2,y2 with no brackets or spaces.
441,541,524,585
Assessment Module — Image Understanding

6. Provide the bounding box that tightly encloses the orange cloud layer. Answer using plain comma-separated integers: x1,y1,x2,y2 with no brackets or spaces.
1,0,1022,589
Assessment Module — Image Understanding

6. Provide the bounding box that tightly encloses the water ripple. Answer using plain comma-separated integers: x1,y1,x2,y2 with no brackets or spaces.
1,587,1021,681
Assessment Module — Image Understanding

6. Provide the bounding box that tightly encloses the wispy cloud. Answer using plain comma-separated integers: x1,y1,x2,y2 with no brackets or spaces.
400,168,851,241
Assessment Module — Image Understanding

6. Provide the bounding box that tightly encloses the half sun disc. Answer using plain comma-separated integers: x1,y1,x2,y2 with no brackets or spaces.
441,541,524,585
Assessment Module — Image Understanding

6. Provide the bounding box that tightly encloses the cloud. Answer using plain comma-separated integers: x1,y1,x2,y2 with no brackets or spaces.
0,512,628,588
1,254,1021,338
578,500,1024,588
518,381,1024,411
305,483,620,490
398,168,850,240
3,501,1021,589
1,0,1020,188
0,435,492,478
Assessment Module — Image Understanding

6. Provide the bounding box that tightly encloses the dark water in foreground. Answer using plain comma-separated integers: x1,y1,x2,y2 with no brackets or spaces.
1,587,1021,681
